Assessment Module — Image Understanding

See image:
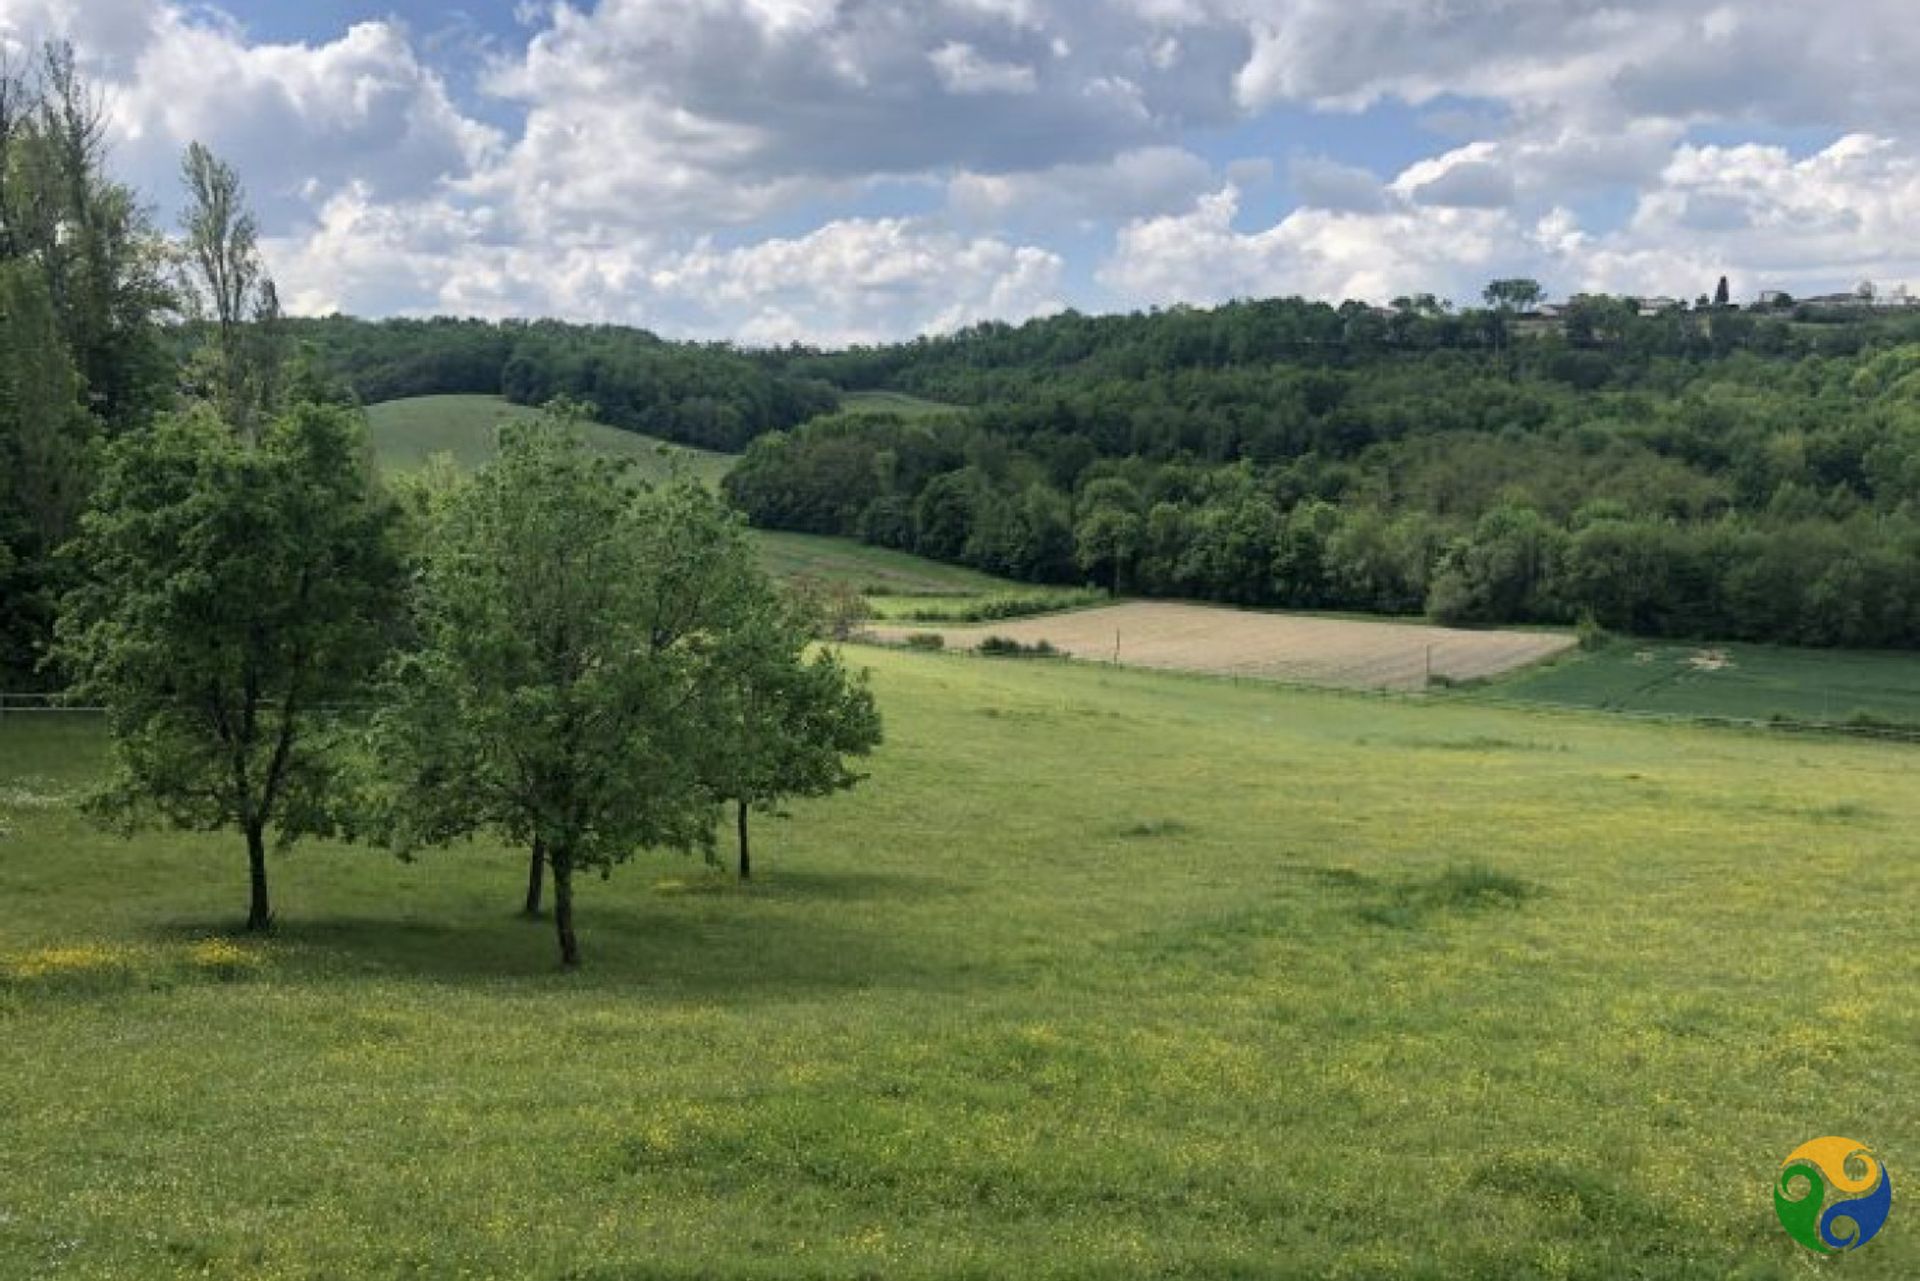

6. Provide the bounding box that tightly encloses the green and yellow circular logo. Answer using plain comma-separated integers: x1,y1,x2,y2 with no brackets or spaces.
1774,1137,1893,1252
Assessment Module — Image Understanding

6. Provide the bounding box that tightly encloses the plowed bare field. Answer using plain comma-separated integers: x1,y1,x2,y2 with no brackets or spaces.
869,601,1573,690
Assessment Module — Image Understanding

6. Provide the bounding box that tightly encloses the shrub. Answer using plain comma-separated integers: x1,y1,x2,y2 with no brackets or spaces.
903,632,945,651
1575,609,1611,652
897,588,1104,624
977,636,1060,658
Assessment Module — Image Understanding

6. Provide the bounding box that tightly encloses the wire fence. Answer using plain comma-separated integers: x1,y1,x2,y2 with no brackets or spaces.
6,672,1920,744
0,693,104,715
847,641,1920,746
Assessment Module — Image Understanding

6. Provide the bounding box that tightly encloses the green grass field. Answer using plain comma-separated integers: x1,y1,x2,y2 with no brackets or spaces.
3,653,1914,1278
750,529,1052,612
1490,639,1920,728
365,394,735,486
839,389,962,418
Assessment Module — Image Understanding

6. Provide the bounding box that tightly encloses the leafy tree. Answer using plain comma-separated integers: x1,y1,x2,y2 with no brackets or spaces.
1426,505,1565,626
1482,278,1543,312
699,591,881,880
0,45,172,685
53,404,403,930
0,262,90,679
374,412,756,966
1074,477,1144,592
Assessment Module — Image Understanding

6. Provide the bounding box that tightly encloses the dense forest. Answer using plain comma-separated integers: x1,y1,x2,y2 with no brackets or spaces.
724,297,1920,648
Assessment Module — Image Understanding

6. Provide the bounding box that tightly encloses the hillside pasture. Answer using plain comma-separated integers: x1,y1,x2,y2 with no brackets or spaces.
751,529,1047,606
837,389,963,418
870,600,1574,690
365,394,735,486
1490,638,1920,728
3,652,1918,1277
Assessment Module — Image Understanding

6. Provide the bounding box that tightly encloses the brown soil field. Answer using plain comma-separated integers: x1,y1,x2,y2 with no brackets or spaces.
868,601,1574,691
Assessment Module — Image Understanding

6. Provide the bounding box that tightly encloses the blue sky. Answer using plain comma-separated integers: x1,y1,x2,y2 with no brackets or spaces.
7,0,1917,343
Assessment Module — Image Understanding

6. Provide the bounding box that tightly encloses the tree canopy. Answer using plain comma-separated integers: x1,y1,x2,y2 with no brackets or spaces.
373,410,879,964
54,403,404,928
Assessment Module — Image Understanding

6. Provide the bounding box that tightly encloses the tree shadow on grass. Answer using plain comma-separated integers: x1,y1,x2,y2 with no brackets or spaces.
144,881,987,1000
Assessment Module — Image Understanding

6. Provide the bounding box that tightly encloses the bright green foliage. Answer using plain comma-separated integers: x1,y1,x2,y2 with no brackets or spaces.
699,589,881,879
373,411,765,965
51,403,404,929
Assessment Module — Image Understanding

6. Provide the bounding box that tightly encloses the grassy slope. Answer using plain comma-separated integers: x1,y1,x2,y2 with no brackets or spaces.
752,529,1049,615
3,654,1915,1278
1490,638,1920,726
839,389,961,418
365,394,735,487
362,396,1046,614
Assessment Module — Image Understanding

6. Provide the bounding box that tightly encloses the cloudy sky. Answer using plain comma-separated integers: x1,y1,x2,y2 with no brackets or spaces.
5,0,1918,344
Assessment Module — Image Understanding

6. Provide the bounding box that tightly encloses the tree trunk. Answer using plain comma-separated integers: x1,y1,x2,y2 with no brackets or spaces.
523,837,546,917
244,820,271,932
736,799,751,881
551,846,580,968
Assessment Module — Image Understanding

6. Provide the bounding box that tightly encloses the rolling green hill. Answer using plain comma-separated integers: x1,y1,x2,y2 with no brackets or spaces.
365,395,735,486
364,397,1056,615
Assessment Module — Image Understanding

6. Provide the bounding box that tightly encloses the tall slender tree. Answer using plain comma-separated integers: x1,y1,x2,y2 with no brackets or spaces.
179,141,281,437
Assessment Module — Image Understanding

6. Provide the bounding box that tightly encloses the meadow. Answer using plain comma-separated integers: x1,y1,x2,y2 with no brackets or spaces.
3,650,1915,1278
750,530,1081,620
365,394,735,486
1491,639,1920,729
